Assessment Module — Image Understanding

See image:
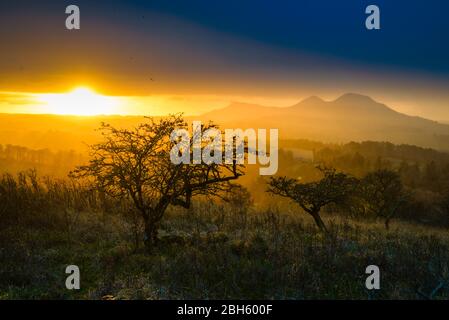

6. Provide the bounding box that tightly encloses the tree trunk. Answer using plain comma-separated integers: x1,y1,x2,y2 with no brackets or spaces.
309,210,328,233
143,219,157,253
133,224,139,252
384,203,401,230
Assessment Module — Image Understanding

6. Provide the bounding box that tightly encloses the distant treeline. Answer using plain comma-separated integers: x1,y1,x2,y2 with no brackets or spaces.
280,140,449,191
2,140,449,193
0,144,87,176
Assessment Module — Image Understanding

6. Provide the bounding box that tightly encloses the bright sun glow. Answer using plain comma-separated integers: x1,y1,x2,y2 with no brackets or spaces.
37,87,120,116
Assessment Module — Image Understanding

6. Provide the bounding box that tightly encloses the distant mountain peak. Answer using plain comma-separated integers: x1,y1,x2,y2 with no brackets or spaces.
334,93,375,104
195,93,449,150
300,95,325,104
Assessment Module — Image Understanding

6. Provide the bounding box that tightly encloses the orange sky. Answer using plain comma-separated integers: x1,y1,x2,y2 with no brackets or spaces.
1,4,449,120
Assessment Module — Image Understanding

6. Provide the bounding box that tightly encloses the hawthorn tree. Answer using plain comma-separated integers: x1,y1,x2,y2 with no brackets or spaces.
267,166,357,232
71,115,244,251
360,169,408,229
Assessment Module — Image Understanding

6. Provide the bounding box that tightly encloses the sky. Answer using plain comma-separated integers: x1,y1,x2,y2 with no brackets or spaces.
0,0,449,119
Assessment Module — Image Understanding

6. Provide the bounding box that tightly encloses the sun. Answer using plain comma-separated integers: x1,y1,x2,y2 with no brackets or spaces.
37,87,120,116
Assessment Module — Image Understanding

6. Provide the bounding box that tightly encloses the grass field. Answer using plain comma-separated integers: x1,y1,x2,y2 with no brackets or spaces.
1,200,448,300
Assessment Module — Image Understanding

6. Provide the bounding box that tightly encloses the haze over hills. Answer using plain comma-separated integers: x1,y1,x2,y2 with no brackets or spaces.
1,93,449,152
200,93,449,150
0,114,146,152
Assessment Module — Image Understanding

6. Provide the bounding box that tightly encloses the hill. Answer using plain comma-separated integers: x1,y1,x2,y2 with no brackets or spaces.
200,93,449,150
1,93,449,151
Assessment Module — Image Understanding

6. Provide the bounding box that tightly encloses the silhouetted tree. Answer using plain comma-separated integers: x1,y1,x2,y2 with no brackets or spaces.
71,115,244,252
360,169,408,229
267,166,357,232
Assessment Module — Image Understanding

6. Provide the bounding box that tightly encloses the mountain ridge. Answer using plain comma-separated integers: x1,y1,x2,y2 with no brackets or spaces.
0,93,448,152
198,93,449,150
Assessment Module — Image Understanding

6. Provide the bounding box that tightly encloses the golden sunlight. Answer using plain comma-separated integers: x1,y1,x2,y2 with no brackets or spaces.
36,87,120,116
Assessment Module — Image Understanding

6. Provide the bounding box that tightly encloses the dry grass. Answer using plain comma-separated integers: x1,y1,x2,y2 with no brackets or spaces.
0,173,448,299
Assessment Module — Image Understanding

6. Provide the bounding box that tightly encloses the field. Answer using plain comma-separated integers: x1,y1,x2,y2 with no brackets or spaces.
1,189,448,300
